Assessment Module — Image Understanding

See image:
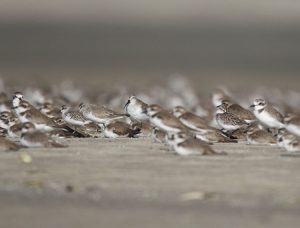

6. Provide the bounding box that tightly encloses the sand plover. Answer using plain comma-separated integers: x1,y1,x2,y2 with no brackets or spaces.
168,132,226,156
61,105,91,126
40,102,62,119
279,134,300,152
18,100,62,132
277,128,292,148
151,128,167,143
173,106,213,133
12,92,26,115
147,104,187,133
124,96,149,122
284,113,300,137
216,103,248,132
79,103,129,124
103,121,141,138
20,122,67,148
195,129,237,143
0,111,16,129
222,100,256,123
246,124,277,145
0,137,21,151
8,123,23,138
250,99,284,129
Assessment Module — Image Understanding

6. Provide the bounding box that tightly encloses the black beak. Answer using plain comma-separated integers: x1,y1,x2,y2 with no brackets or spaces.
124,100,130,109
216,105,221,109
249,104,255,109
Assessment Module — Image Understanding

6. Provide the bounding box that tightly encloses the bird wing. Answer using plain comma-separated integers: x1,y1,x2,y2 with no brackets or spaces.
229,104,255,119
180,113,210,129
157,112,186,129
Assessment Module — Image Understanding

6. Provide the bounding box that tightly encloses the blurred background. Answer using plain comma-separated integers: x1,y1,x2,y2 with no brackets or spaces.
0,0,299,91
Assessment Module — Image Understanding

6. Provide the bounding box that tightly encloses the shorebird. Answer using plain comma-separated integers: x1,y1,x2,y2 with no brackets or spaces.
172,106,213,133
0,111,17,129
18,100,62,132
216,103,248,132
246,124,277,145
221,100,256,123
20,122,67,148
103,121,141,138
168,132,226,156
195,129,237,143
280,134,300,152
40,102,62,119
124,96,149,122
250,99,284,129
61,105,91,126
0,137,21,151
8,123,23,138
79,103,129,124
147,104,187,133
151,128,167,143
12,92,25,115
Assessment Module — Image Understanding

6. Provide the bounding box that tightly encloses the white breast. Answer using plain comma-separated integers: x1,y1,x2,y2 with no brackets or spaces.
20,138,43,148
127,104,148,121
254,110,284,128
174,144,194,156
151,116,181,133
104,128,118,138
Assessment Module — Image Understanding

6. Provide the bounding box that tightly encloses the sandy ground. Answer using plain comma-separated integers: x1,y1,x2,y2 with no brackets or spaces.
1,137,300,227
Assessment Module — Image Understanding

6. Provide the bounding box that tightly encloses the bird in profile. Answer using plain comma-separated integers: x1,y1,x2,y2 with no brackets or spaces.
20,122,67,148
0,137,21,151
79,103,129,124
216,103,248,133
124,96,149,122
147,104,187,133
250,99,284,129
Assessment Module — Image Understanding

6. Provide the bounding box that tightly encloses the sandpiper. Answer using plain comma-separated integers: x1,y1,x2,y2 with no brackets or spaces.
61,105,91,126
222,100,256,123
79,103,129,124
216,103,248,132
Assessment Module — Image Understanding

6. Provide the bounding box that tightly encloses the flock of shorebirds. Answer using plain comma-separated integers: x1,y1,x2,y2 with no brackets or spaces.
0,77,300,156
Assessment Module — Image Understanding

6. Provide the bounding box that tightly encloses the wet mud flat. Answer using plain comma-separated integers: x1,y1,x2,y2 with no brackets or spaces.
0,137,300,227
